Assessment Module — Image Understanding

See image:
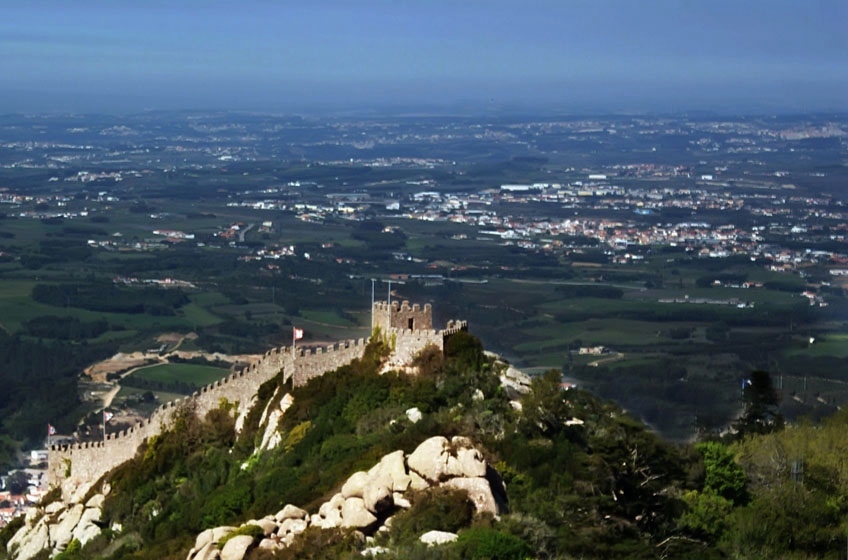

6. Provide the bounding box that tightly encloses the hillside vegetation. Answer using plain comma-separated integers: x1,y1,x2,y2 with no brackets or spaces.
5,333,848,559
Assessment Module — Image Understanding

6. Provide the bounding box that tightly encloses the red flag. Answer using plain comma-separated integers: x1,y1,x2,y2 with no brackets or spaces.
48,424,56,436
104,411,114,423
293,328,304,340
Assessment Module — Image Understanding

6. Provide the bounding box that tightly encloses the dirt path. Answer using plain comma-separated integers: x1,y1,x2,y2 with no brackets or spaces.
238,223,255,242
587,352,624,367
101,384,123,409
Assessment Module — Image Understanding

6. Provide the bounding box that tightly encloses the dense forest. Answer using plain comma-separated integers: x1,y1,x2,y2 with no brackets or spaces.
32,283,189,316
0,332,115,464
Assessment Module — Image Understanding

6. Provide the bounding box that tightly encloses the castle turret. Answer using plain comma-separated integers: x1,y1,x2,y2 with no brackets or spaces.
372,300,433,332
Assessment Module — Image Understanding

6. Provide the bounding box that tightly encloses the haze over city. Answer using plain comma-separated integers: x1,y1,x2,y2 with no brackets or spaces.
3,2,848,559
2,0,847,114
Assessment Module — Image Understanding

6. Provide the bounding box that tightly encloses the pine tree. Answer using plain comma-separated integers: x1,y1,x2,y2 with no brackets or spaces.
735,370,782,436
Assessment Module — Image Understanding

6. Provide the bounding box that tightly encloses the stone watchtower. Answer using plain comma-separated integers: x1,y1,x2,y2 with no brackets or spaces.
372,300,432,333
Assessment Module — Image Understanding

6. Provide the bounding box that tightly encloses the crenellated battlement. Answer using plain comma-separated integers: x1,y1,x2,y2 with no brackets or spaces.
49,303,463,503
372,300,433,332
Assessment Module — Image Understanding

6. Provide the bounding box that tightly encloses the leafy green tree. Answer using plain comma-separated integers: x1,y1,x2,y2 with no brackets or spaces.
519,369,569,437
680,490,733,541
444,332,484,371
696,442,747,504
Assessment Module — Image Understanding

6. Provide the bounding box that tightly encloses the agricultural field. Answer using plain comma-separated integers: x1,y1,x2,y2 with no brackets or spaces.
127,363,231,387
0,111,846,451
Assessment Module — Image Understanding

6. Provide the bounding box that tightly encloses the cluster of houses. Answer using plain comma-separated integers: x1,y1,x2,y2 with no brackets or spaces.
0,451,49,529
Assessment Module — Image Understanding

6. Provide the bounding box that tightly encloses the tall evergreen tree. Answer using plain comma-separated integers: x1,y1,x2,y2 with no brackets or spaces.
735,370,782,436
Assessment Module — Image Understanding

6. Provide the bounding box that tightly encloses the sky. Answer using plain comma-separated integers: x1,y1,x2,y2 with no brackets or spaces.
1,0,846,114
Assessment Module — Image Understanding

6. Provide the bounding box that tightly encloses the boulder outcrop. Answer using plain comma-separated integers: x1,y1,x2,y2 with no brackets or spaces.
220,535,255,560
185,436,504,560
4,493,107,560
420,530,459,546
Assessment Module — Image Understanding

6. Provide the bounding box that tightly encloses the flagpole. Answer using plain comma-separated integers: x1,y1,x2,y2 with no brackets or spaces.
386,280,392,330
292,327,296,358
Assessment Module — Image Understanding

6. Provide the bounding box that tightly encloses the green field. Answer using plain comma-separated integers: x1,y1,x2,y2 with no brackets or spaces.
112,386,189,415
299,308,357,327
784,333,848,359
179,302,223,327
128,363,230,387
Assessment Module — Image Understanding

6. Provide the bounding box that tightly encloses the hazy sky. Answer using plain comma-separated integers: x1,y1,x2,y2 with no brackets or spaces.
2,0,846,114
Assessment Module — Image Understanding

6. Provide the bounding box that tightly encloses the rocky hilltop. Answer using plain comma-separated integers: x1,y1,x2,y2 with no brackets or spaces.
1,305,751,560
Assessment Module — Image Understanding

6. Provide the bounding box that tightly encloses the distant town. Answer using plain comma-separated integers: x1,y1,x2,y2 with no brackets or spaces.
1,112,847,523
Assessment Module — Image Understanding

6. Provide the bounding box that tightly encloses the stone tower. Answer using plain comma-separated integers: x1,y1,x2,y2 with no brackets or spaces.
372,300,433,333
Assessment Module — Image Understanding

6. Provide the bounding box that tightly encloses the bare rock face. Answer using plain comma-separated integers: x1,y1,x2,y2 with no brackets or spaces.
407,436,451,482
71,507,103,546
500,365,532,399
85,493,106,509
405,407,423,423
341,471,370,499
220,535,255,560
254,518,278,537
13,519,49,560
257,538,278,551
409,469,429,491
341,497,378,529
279,517,307,537
444,477,500,515
381,450,411,491
392,492,411,509
257,393,294,452
258,388,279,427
50,503,85,552
45,502,64,515
457,446,487,478
6,497,107,560
315,493,344,528
259,407,283,452
64,477,98,507
274,504,307,522
420,530,459,546
409,435,487,482
192,542,221,560
211,526,236,543
234,395,258,434
193,528,214,553
363,481,393,514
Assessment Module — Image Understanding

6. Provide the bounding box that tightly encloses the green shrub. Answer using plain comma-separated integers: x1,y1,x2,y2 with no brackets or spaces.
0,514,24,554
390,488,475,543
413,344,445,377
54,539,82,560
271,526,363,559
455,528,530,560
201,484,253,529
218,524,264,549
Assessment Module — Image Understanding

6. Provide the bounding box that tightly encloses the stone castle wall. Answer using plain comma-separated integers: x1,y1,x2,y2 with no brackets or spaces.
49,303,466,502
